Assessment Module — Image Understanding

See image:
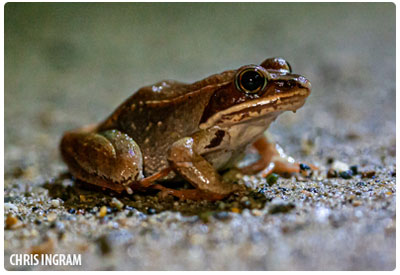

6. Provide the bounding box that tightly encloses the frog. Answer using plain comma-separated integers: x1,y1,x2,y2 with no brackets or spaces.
60,57,311,201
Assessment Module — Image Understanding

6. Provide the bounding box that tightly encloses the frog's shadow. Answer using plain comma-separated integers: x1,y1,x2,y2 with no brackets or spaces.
43,173,268,216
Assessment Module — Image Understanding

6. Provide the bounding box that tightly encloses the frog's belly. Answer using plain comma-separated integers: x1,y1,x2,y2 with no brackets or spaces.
203,147,247,171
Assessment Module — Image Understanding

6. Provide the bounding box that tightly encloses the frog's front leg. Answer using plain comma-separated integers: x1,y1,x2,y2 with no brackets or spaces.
240,136,315,177
155,137,240,201
60,127,144,193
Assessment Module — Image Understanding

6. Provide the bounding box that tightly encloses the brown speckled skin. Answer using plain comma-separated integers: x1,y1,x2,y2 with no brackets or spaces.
60,57,311,196
96,79,223,176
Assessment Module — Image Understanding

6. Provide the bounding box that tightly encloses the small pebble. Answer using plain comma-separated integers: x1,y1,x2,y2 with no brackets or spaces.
231,207,241,213
301,190,312,197
349,165,358,175
266,173,279,186
5,203,18,212
68,208,76,214
218,202,226,210
110,197,124,210
251,209,263,216
47,212,57,222
213,211,231,220
125,187,133,195
5,215,20,229
356,181,367,187
240,196,249,202
99,206,107,218
332,160,350,172
327,169,337,178
147,208,156,215
361,171,376,178
339,170,353,179
50,199,60,208
77,209,85,215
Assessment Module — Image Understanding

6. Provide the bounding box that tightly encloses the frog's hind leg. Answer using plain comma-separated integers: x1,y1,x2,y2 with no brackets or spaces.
240,136,314,177
60,129,144,193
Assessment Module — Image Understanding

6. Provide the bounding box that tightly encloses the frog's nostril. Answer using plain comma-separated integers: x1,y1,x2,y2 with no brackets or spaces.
298,76,312,90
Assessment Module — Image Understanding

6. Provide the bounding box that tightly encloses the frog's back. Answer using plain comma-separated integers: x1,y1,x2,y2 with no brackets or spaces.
130,70,235,103
129,80,191,102
99,70,235,130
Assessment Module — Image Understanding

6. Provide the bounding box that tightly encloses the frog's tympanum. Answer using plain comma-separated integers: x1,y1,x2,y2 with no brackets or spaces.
60,58,311,200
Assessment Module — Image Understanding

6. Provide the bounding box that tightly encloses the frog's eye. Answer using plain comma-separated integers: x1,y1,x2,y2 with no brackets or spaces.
235,66,267,94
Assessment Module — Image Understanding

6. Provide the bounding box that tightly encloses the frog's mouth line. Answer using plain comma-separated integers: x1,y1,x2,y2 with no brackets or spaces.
199,89,310,129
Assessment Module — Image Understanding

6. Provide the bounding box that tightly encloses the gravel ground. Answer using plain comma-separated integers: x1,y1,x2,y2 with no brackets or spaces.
4,3,395,270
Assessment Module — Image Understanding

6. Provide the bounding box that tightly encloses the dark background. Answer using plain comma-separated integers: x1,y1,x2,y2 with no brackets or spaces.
5,3,395,150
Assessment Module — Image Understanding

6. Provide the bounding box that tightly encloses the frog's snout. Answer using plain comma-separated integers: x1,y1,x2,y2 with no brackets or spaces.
298,75,312,91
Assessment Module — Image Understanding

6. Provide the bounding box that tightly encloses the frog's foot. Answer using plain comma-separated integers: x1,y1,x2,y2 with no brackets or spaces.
151,184,227,201
66,164,129,193
240,136,317,177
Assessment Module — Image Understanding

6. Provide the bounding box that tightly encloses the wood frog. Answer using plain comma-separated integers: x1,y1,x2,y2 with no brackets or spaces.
60,57,311,200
